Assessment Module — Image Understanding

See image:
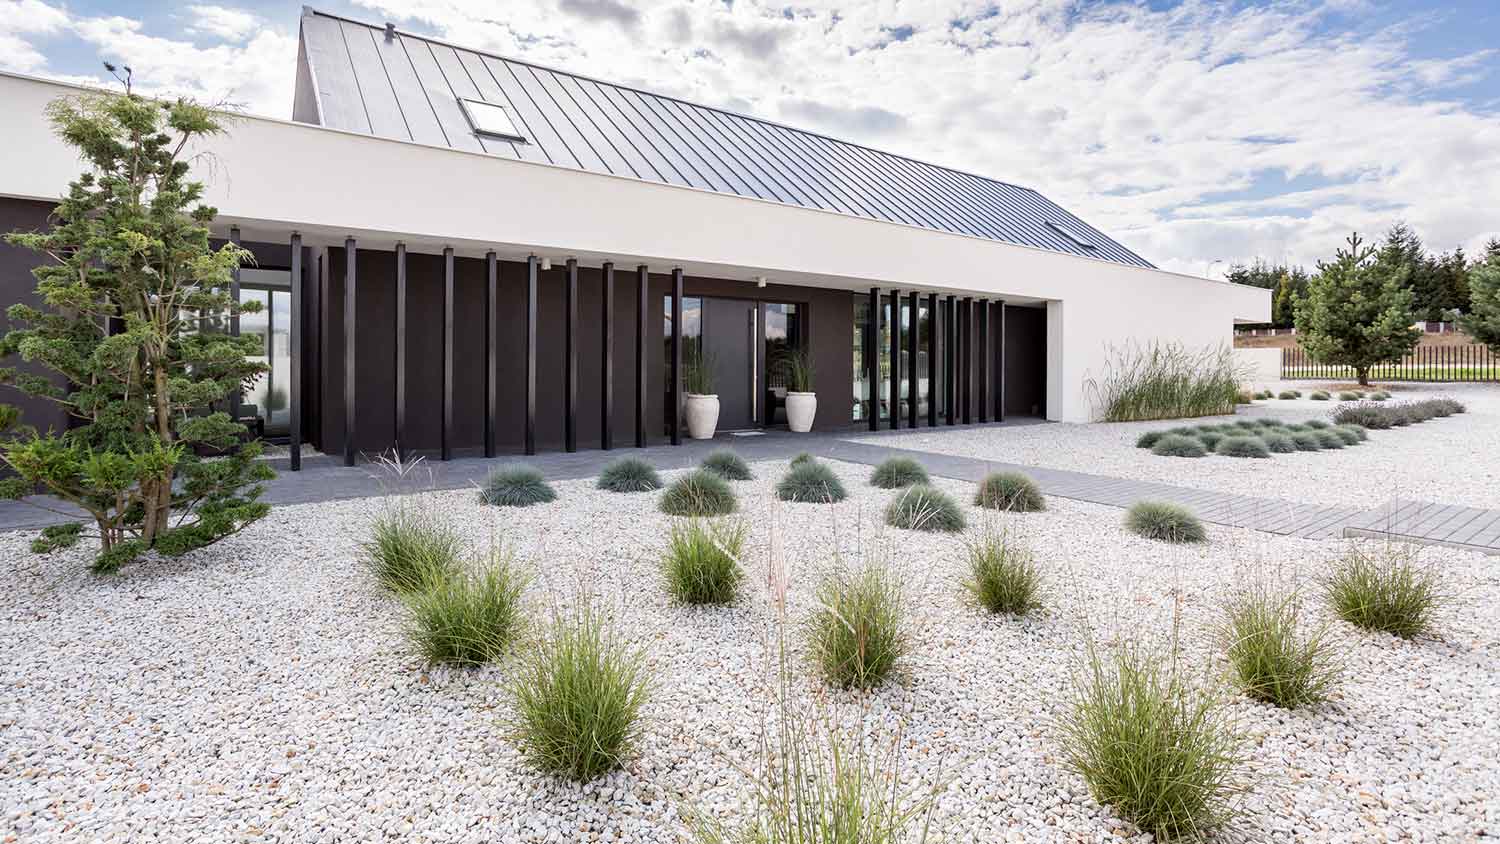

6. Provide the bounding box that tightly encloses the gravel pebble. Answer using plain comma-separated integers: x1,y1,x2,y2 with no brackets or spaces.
2,456,1496,842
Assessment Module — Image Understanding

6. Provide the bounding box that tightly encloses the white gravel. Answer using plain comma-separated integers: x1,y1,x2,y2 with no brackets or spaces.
853,382,1500,511
3,458,1497,842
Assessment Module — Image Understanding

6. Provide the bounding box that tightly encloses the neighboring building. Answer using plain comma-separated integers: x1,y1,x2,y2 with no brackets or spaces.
0,8,1269,468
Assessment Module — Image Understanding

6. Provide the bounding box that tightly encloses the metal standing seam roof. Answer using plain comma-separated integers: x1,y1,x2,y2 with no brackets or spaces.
297,9,1155,269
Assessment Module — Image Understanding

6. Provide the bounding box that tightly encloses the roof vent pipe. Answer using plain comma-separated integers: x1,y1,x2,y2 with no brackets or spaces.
384,23,396,42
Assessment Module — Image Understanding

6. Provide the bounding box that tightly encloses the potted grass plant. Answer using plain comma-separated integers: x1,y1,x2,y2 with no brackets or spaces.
684,346,719,439
780,349,817,432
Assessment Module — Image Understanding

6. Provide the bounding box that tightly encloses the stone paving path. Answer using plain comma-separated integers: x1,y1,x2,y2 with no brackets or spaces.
2,422,1496,553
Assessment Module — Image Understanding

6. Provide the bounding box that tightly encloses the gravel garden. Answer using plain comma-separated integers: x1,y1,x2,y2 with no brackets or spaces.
859,383,1500,511
4,446,1498,842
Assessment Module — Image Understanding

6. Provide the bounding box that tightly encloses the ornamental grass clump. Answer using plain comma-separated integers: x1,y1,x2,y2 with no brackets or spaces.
974,471,1046,513
1329,426,1361,446
401,546,530,665
870,456,930,488
1261,432,1296,454
777,460,848,504
361,503,464,593
1058,643,1246,840
1290,431,1323,451
806,561,908,689
1313,429,1345,450
661,519,746,605
1277,390,1297,400
1150,434,1207,458
1309,390,1330,401
1085,341,1243,422
1336,424,1368,442
1135,430,1167,449
1255,418,1282,429
884,484,966,533
1324,543,1446,639
961,526,1041,616
479,465,557,507
1369,390,1390,401
596,457,663,493
660,469,737,517
1125,501,1206,543
505,601,650,781
701,449,753,481
1196,431,1225,450
1216,436,1270,459
1337,391,1359,401
1219,584,1338,708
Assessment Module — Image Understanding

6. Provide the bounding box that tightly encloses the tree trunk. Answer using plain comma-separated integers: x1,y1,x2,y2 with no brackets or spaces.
1357,367,1370,386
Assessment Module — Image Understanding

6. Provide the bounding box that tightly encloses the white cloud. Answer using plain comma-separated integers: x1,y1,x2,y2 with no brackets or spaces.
0,0,70,73
4,0,1497,276
185,4,261,42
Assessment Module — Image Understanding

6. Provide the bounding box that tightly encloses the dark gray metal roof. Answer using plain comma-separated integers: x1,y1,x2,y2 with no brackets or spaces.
296,9,1154,269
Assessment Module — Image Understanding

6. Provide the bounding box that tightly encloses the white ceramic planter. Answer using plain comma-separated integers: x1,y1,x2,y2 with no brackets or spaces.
785,391,817,432
684,393,720,439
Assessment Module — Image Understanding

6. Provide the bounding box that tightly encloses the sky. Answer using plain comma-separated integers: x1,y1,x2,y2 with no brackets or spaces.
2,0,1498,278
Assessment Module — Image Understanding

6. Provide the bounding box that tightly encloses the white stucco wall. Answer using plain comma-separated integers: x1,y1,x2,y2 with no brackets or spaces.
0,71,1270,424
1233,348,1283,386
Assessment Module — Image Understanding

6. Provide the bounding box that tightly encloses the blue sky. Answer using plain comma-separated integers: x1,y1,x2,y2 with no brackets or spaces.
3,0,1497,277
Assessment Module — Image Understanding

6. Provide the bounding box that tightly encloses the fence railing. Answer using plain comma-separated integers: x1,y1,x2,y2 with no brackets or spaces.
1281,344,1499,382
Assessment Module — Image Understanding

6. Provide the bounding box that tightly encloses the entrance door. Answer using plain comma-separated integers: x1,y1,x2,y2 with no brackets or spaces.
702,297,757,430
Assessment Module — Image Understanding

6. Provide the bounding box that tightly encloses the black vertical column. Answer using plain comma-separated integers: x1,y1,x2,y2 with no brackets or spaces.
288,233,302,471
441,247,454,461
525,256,538,456
997,300,1007,422
670,268,683,446
485,251,498,458
867,287,881,431
978,299,990,424
394,243,407,459
926,293,938,428
907,291,919,428
635,265,648,448
229,226,242,424
565,258,578,453
601,262,614,450
945,295,956,425
343,237,357,466
961,297,973,425
888,290,901,430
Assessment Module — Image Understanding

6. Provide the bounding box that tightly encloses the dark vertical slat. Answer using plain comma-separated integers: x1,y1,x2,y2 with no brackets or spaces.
288,233,303,471
962,297,973,424
978,299,990,424
945,295,956,425
343,237,357,466
907,291,919,428
442,247,455,461
926,293,938,427
670,268,683,445
565,258,579,453
889,290,901,430
868,287,880,431
635,265,648,447
602,262,615,450
229,226,243,424
485,251,498,458
395,243,407,458
756,301,767,425
525,256,538,455
997,301,1007,421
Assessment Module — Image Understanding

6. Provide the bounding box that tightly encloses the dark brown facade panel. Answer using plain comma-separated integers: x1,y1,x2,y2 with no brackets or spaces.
0,198,70,439
1004,305,1048,418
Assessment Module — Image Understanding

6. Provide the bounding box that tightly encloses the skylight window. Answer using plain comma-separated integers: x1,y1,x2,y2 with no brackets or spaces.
1046,221,1096,249
459,98,526,142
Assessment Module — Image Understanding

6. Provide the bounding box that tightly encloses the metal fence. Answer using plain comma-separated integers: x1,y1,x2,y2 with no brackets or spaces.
1281,344,1499,382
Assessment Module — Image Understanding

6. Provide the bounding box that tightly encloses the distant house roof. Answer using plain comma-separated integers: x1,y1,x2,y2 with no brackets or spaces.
295,9,1154,269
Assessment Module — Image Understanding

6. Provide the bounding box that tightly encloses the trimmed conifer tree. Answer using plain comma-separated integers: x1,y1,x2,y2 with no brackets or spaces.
1461,248,1500,353
0,74,274,571
1294,233,1420,386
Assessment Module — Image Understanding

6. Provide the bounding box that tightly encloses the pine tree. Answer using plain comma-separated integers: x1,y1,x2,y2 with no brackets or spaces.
1294,233,1421,386
1462,251,1500,353
0,75,273,572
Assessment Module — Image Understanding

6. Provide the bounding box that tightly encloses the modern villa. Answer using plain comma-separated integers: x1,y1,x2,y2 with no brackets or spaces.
0,8,1269,468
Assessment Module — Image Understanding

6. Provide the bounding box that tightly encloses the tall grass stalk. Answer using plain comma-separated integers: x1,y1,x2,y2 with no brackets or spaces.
401,545,530,665
1220,584,1339,708
1086,341,1244,422
360,502,464,593
805,560,908,689
1323,541,1446,638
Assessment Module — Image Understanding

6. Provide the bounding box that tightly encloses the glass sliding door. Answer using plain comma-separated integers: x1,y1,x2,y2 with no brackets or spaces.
763,302,802,427
238,268,292,438
851,294,935,425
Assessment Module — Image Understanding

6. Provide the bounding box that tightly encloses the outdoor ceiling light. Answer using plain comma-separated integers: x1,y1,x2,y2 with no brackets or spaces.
540,258,552,270
755,276,767,288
